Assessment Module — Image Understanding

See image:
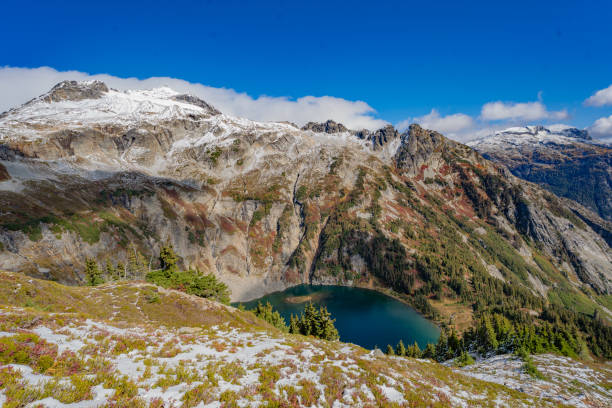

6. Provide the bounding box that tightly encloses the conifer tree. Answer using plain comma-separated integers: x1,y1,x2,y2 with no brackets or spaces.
412,341,421,358
436,330,449,361
478,315,499,353
116,262,126,280
127,243,148,279
386,345,395,355
290,303,340,341
302,303,317,336
85,258,104,286
159,243,178,277
289,314,300,334
396,340,406,356
252,301,288,331
319,306,339,341
105,261,116,280
448,329,461,357
422,343,436,359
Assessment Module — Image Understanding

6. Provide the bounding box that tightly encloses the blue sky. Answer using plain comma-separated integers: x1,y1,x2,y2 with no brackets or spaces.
1,0,612,139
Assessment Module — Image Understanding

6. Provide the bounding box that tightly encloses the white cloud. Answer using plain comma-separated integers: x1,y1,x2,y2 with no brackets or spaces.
585,84,612,107
480,100,568,121
0,66,387,130
589,114,612,140
397,109,474,136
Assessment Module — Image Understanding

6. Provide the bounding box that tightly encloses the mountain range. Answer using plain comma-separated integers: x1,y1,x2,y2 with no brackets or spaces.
0,80,611,406
0,81,609,298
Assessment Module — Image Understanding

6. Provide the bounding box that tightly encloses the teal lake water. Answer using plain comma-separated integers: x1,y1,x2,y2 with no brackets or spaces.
237,285,440,350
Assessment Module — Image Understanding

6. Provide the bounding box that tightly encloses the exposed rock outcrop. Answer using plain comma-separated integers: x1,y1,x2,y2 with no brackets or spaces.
301,119,349,134
41,80,109,102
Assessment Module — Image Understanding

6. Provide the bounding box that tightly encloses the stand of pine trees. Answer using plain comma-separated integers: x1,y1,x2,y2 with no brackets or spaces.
250,302,288,331
245,301,340,341
385,309,611,362
82,244,231,305
288,303,340,341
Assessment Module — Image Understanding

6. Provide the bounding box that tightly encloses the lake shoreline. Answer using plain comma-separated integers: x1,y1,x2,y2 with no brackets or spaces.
236,283,441,350
233,279,440,331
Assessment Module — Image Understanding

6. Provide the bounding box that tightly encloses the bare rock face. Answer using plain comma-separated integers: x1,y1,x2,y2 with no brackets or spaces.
0,80,609,303
395,124,462,173
354,125,401,151
41,80,109,102
171,94,221,116
301,120,348,134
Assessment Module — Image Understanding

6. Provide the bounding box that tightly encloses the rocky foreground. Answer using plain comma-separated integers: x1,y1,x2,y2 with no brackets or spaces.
0,272,610,407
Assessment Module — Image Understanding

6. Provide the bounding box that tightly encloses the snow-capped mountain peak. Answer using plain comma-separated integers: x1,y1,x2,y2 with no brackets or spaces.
467,125,593,149
0,80,221,140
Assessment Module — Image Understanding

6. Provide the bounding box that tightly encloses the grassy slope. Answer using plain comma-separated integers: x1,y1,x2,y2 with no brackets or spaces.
0,272,610,408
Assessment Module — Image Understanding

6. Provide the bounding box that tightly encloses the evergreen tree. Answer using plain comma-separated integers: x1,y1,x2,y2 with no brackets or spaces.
251,302,288,331
290,303,340,341
104,261,116,281
412,341,421,358
289,314,300,334
396,340,406,356
127,243,148,279
448,329,461,358
386,344,395,355
436,330,449,361
116,262,126,280
159,244,178,276
85,258,104,286
478,315,499,353
422,343,436,359
319,306,339,341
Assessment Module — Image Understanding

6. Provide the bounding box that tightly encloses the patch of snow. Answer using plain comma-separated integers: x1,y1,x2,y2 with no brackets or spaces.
32,326,86,354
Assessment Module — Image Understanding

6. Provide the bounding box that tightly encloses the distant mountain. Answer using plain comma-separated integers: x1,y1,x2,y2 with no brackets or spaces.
0,81,610,363
469,125,612,222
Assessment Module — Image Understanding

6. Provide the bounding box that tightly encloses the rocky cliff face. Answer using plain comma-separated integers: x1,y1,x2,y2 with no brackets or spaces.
0,82,610,309
469,125,612,222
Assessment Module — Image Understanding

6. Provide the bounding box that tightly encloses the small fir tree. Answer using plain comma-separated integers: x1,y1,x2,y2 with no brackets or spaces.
252,302,288,331
289,314,300,334
159,244,178,276
85,258,104,286
396,340,406,356
422,343,436,359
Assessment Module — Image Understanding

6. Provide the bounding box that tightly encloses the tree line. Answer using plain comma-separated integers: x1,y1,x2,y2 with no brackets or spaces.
84,244,230,305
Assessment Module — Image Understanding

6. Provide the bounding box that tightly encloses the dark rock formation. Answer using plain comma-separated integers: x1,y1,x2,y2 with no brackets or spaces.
172,94,221,116
42,80,109,102
301,120,348,134
395,124,456,171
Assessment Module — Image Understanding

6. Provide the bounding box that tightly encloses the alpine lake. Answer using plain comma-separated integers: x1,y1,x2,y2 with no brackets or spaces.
236,284,440,350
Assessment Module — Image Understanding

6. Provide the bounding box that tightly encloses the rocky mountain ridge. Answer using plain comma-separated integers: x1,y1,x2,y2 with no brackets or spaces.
469,125,612,222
